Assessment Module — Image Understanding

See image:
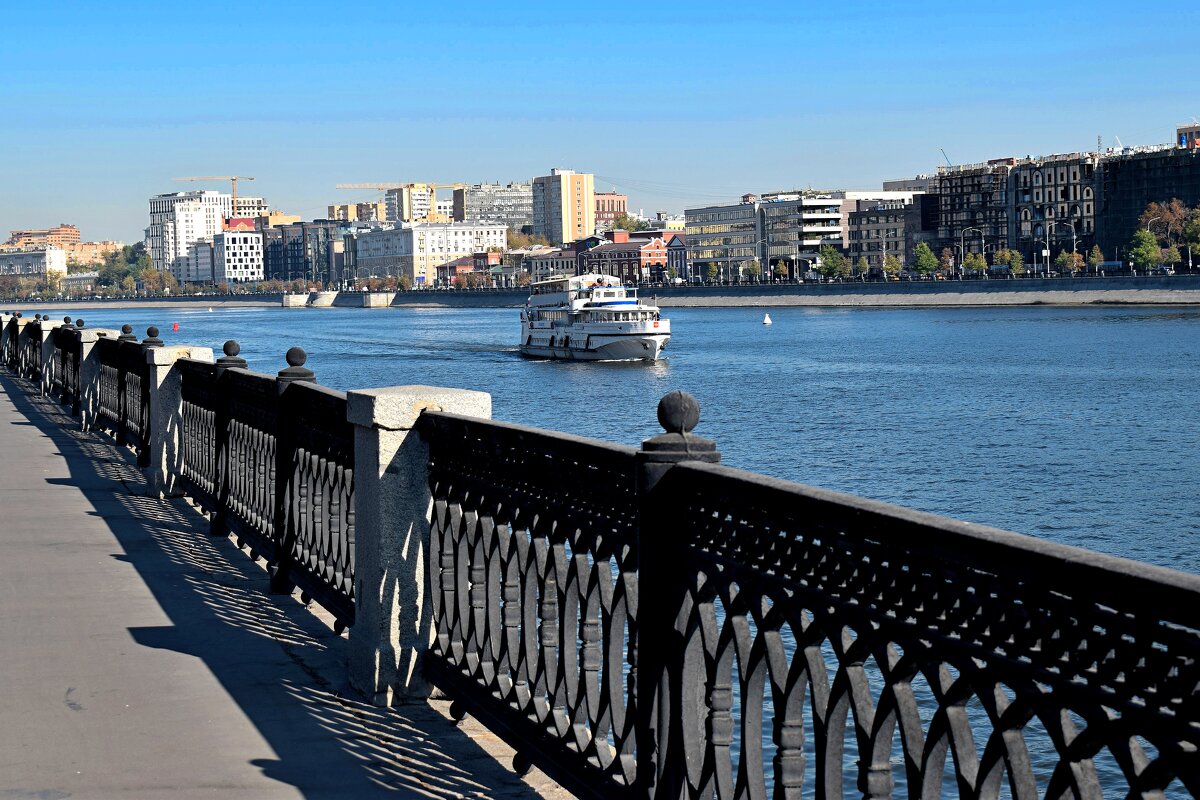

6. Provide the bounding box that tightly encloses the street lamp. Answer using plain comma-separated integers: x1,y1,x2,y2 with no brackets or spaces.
960,227,984,278
1047,221,1078,276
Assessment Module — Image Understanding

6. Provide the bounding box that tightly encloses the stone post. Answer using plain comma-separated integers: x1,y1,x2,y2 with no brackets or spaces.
38,318,66,395
346,385,491,706
144,343,214,498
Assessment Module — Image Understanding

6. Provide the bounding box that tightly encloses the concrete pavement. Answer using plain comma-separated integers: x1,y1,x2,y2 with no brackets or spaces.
0,374,569,799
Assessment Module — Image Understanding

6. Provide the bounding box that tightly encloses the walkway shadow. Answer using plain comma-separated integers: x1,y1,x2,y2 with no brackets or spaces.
0,374,558,799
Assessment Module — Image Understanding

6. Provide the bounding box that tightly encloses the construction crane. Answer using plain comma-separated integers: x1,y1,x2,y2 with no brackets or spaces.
939,149,953,167
173,176,255,214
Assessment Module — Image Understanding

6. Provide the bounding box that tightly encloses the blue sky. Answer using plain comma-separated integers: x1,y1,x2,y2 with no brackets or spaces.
2,0,1196,243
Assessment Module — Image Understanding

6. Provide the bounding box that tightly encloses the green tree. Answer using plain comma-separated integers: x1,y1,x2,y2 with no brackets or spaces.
963,252,987,274
705,264,719,282
856,256,870,275
1007,250,1026,275
666,267,678,280
506,230,551,250
741,259,761,281
773,261,788,279
1164,245,1182,267
1053,249,1074,273
883,253,902,277
611,213,649,232
1087,245,1104,270
912,242,939,275
1128,229,1163,273
817,245,849,279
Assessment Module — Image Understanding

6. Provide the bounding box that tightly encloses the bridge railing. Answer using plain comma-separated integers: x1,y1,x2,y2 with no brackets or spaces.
0,314,1196,799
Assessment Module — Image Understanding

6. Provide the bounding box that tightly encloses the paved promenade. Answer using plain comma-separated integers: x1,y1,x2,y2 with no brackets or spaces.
0,375,567,799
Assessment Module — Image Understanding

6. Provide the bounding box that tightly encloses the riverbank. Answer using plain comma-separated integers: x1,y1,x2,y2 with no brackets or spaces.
13,275,1200,311
385,274,1200,308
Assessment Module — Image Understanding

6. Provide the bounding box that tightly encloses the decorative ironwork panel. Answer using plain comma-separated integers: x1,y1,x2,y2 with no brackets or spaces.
95,338,122,436
647,461,1200,800
223,369,279,560
420,412,640,798
1,318,17,369
21,322,42,381
177,358,219,510
279,381,355,628
117,343,149,462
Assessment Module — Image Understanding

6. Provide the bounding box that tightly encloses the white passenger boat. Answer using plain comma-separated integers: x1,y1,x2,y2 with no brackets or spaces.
519,273,670,361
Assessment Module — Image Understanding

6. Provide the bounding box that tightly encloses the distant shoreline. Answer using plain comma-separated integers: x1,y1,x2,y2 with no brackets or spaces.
10,275,1200,312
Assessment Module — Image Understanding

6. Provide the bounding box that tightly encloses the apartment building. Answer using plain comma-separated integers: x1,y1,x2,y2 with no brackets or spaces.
1096,144,1200,261
327,202,387,223
0,246,68,279
452,182,533,232
147,190,232,280
532,168,595,244
6,224,81,249
353,223,506,285
213,231,264,283
846,195,938,270
594,192,628,231
384,184,435,223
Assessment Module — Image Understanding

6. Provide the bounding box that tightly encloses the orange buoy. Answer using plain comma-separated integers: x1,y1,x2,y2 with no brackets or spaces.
172,322,179,331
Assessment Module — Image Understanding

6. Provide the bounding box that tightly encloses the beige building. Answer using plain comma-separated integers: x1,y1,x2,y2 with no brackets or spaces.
327,202,387,223
6,223,81,249
65,240,123,266
533,168,595,244
354,222,506,286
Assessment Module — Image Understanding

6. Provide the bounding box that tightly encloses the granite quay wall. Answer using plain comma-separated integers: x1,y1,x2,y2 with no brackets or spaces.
2,308,1197,799
372,275,1200,308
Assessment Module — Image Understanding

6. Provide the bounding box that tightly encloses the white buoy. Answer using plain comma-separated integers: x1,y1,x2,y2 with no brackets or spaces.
763,313,773,325
207,307,214,312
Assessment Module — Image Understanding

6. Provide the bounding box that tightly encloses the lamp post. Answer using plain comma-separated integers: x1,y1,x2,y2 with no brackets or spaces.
960,227,984,278
1047,221,1077,275
1034,237,1048,276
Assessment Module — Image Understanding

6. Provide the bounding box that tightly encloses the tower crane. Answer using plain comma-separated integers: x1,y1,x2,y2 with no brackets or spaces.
173,176,256,215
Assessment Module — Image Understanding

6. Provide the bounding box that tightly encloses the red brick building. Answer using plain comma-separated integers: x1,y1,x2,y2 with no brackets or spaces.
580,230,667,283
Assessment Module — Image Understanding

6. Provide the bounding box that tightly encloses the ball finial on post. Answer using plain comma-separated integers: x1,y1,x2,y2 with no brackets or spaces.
657,390,700,434
277,346,315,386
118,324,136,342
143,326,163,348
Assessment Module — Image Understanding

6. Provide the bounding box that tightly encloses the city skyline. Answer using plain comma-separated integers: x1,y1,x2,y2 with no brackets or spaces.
2,0,1197,243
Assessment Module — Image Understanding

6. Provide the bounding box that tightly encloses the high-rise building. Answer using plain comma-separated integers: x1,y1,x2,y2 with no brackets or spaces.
327,202,387,223
931,159,1015,262
212,231,264,284
594,192,628,231
452,182,533,232
147,190,232,281
533,169,595,244
1010,153,1098,267
264,220,348,285
1096,144,1200,262
234,196,269,219
384,184,435,223
684,197,761,283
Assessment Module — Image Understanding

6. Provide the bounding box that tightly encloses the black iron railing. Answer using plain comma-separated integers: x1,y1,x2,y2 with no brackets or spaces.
1,316,18,369
177,344,355,630
421,412,640,796
419,396,1200,800
49,319,84,416
21,318,43,382
94,326,152,468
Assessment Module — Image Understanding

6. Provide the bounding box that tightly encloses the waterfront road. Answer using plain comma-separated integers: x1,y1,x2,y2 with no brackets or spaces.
0,375,568,799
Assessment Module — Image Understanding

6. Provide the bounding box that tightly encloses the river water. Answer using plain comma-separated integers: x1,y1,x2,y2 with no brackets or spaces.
69,303,1199,573
48,302,1200,795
